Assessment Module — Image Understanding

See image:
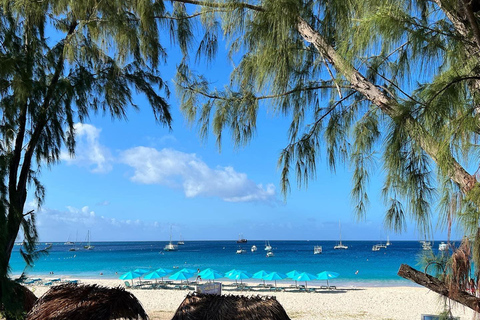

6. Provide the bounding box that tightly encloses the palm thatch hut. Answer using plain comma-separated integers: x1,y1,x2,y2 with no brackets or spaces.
171,293,291,320
1,279,37,315
26,283,148,320
13,281,37,312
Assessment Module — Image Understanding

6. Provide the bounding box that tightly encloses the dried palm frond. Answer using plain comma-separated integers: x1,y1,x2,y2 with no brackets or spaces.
172,293,291,320
26,283,148,320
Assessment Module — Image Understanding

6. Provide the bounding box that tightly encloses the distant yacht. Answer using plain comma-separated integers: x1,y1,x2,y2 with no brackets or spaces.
421,240,432,251
251,245,257,252
386,236,391,246
439,242,448,251
334,222,348,250
266,251,274,257
314,245,322,254
236,247,246,254
164,227,178,252
237,234,247,243
64,234,74,245
264,241,272,251
177,235,185,245
84,230,94,250
372,245,380,251
68,231,78,251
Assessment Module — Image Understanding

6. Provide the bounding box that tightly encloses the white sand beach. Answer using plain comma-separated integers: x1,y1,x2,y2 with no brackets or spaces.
26,278,476,320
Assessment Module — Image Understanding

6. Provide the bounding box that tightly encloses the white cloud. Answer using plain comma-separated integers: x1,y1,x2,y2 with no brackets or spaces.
30,203,165,241
60,123,113,173
120,147,277,204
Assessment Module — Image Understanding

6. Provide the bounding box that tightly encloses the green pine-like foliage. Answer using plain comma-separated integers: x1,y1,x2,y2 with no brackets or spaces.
175,0,480,257
0,0,191,316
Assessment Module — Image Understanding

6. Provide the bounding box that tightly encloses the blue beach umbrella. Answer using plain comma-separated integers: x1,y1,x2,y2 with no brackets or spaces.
294,272,317,288
226,270,251,284
252,270,270,286
155,267,172,274
201,270,224,282
286,270,301,286
134,268,150,275
178,268,197,274
169,270,195,282
198,268,220,277
317,271,339,287
119,271,142,285
263,272,287,288
224,269,241,277
144,270,168,282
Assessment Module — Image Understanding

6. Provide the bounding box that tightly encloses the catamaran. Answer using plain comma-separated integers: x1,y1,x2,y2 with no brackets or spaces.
84,230,94,250
264,241,272,251
177,234,185,245
334,222,348,249
164,227,178,252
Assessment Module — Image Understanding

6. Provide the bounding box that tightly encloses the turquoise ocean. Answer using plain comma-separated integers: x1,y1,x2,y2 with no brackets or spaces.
10,240,437,286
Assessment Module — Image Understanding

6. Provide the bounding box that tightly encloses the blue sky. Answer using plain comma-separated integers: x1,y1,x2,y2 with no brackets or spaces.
24,27,460,243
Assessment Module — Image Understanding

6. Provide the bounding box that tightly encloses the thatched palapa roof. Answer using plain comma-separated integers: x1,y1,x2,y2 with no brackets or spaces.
26,283,148,320
171,292,291,320
3,279,37,313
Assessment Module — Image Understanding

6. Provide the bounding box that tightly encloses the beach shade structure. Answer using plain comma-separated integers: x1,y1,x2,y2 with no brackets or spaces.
224,269,244,278
119,271,143,286
200,270,224,282
25,283,148,320
263,272,287,289
226,270,252,285
198,268,220,277
171,292,291,320
5,279,38,315
169,270,195,282
252,270,270,286
143,270,169,283
317,271,339,287
178,267,197,274
155,267,172,274
133,268,150,275
286,270,302,287
294,272,317,288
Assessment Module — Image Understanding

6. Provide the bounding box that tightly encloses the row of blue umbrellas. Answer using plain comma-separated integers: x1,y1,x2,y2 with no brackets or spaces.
119,268,339,288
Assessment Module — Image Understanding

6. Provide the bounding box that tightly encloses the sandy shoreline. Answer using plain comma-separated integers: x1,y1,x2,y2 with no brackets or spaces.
25,277,476,320
25,279,473,320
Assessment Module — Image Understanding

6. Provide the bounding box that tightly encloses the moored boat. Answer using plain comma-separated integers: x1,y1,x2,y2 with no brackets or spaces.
314,245,322,254
264,241,272,251
236,247,246,254
439,242,448,251
334,222,348,249
237,234,247,243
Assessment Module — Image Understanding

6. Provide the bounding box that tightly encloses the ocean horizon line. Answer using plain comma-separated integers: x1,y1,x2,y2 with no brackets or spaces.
24,239,455,243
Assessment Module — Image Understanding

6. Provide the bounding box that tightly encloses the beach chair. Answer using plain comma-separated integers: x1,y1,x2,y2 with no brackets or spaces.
421,315,459,320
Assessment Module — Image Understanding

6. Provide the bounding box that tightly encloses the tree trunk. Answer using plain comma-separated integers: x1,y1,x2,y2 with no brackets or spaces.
397,264,480,312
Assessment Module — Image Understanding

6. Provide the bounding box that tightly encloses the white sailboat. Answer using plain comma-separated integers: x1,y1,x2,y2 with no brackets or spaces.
334,222,348,249
386,235,391,246
177,234,185,245
69,231,78,251
251,245,257,252
314,245,322,254
84,230,94,250
264,241,272,251
164,227,178,252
